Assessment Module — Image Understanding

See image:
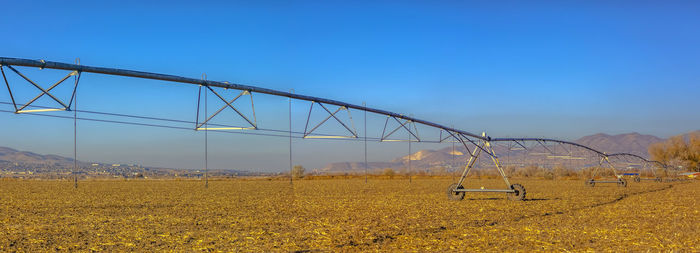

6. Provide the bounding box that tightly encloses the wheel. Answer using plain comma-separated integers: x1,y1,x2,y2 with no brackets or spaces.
586,179,595,187
634,177,640,183
447,183,465,201
507,184,526,201
655,177,662,182
617,178,627,187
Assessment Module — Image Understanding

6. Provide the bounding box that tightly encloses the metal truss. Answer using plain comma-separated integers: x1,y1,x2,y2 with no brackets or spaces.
195,84,257,131
380,115,420,142
582,155,628,187
447,132,526,201
492,138,628,186
0,57,673,199
438,129,460,143
1,62,81,113
303,101,357,139
605,153,666,182
484,139,670,187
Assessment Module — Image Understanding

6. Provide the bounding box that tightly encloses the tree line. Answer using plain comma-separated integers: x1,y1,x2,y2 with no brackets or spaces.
648,132,700,172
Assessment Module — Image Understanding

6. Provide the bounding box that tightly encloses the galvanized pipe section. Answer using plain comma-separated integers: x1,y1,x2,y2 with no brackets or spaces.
607,152,668,170
0,57,671,169
492,138,670,170
0,57,486,140
491,137,605,157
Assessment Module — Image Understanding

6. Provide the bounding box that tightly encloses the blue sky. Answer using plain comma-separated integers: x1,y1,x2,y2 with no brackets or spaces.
1,1,699,171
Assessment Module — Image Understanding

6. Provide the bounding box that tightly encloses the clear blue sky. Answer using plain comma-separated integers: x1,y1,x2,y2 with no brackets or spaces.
1,1,698,171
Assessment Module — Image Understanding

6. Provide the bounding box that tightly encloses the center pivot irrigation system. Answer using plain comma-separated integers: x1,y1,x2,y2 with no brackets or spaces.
0,57,670,201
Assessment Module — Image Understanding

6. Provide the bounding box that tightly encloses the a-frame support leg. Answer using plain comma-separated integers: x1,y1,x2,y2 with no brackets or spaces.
455,142,483,188
587,156,627,187
448,135,525,201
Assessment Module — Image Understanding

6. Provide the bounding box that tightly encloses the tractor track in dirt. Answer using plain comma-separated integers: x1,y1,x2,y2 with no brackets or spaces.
494,183,676,227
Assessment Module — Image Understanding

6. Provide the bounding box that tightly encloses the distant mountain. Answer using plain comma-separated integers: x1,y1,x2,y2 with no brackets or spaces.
322,132,671,172
0,146,78,166
0,146,260,177
574,132,664,158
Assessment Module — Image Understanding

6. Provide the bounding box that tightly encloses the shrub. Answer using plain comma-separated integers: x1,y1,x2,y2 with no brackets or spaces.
292,165,305,179
383,168,395,178
649,132,700,172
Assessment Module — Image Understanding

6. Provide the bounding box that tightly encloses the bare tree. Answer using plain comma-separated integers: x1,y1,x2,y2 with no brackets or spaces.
292,165,306,179
649,132,700,172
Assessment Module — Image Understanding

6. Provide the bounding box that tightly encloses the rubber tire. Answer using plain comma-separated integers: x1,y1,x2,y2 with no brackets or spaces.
634,177,641,183
447,183,465,201
618,178,628,187
586,179,595,187
507,184,526,201
655,177,662,182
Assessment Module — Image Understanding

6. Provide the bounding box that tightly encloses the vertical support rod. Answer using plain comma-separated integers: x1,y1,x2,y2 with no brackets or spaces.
289,89,293,185
506,142,510,171
568,145,572,177
204,86,208,188
451,127,455,183
73,82,78,189
363,102,367,184
408,124,412,184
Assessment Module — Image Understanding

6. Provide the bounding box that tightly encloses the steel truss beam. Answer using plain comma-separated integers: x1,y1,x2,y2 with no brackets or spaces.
584,155,628,187
1,57,673,198
1,64,81,113
380,115,420,142
438,129,460,143
0,57,486,140
303,101,357,139
604,153,665,182
489,139,669,172
512,140,527,150
536,140,555,154
195,85,257,131
448,132,525,201
0,57,668,166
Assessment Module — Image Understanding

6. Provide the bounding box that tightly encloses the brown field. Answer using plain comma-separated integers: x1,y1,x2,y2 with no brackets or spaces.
0,178,698,251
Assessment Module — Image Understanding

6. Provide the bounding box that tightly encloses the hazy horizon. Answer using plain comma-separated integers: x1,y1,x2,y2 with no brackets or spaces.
1,1,699,172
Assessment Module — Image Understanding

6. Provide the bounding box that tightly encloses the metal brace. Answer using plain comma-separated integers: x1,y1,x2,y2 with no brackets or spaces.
380,115,420,142
195,85,257,131
1,65,80,113
303,101,358,139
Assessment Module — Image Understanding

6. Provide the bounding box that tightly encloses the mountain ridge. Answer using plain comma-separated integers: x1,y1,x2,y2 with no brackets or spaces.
1,131,693,174
322,132,675,172
573,132,663,157
0,146,78,166
0,146,260,177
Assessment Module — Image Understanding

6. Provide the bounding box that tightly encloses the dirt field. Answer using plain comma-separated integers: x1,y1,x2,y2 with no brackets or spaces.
0,178,698,251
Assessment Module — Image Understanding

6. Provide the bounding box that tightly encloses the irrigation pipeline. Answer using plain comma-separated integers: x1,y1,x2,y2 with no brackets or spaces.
0,57,668,168
0,101,433,143
0,57,485,140
0,102,381,142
